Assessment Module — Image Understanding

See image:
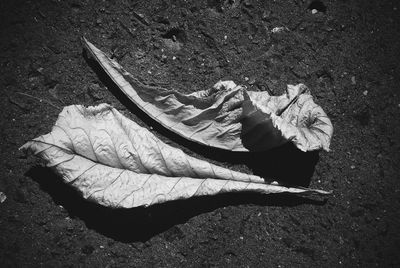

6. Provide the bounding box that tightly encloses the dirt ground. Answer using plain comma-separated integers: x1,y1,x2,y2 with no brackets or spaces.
1,0,400,267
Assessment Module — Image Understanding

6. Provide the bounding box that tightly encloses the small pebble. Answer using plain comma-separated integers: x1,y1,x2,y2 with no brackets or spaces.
363,90,368,96
172,56,176,60
311,9,318,14
0,192,7,203
271,26,286,33
351,165,355,169
224,35,227,40
351,76,356,85
248,77,256,85
244,77,249,81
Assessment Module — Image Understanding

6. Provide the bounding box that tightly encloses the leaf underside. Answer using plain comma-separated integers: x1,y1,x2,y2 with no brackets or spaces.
21,104,331,208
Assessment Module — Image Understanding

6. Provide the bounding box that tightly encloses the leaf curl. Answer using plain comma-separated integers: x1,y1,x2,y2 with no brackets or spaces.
83,38,333,152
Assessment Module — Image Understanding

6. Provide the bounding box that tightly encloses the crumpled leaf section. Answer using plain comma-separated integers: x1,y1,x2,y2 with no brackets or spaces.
83,38,333,152
21,104,330,208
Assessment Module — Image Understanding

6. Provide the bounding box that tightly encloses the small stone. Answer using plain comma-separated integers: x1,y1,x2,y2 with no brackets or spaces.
0,192,6,203
271,26,286,33
351,165,355,169
172,56,176,60
363,90,368,96
244,77,249,81
262,10,272,21
161,54,168,63
248,77,256,85
243,0,253,8
87,83,104,100
311,9,318,14
162,38,182,51
351,76,356,85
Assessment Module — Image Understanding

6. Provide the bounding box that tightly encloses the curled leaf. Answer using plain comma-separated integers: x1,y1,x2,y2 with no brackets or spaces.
21,104,330,208
83,38,333,152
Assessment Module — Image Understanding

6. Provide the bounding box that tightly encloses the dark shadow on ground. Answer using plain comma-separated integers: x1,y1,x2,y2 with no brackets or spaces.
83,49,318,187
244,143,319,187
27,166,326,243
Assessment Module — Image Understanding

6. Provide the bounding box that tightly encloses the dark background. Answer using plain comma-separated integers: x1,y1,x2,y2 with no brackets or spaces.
1,0,399,266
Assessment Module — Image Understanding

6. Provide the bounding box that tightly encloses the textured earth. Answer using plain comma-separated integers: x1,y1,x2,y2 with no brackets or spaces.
1,0,400,267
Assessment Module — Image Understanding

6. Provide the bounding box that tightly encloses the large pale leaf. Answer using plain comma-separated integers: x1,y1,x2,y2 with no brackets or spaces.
21,104,330,208
83,38,333,152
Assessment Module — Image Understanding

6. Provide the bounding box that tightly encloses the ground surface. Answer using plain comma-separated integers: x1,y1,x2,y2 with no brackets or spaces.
1,0,400,267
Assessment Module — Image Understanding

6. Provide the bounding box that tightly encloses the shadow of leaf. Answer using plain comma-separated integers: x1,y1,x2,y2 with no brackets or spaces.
26,166,325,243
244,143,319,187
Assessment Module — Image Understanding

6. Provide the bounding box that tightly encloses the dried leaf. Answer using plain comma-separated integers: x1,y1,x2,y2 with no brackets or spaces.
83,38,333,152
21,104,330,208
